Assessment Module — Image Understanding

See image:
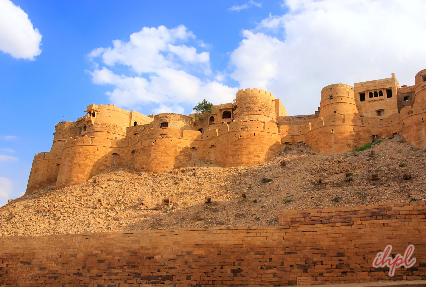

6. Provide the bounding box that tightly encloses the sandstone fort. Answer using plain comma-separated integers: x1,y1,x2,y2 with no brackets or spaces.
27,69,426,193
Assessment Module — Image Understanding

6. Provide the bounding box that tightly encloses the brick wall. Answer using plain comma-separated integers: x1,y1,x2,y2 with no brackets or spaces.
1,201,426,286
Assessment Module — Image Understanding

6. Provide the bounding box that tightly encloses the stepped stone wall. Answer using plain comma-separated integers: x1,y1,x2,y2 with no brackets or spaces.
1,201,425,286
26,69,426,193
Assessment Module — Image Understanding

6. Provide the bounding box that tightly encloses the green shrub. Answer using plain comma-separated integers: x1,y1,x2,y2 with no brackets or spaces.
353,140,382,152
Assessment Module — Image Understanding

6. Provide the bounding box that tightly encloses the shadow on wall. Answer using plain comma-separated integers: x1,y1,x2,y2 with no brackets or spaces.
173,146,193,170
266,141,284,162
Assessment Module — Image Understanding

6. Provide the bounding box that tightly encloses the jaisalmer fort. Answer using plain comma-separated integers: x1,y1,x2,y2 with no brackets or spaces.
27,69,426,193
1,69,426,286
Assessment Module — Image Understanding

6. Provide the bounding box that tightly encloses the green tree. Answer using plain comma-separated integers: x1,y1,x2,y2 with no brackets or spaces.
193,99,213,120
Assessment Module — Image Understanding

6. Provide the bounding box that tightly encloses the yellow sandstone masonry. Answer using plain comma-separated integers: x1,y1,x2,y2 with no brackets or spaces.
27,69,426,193
0,201,425,285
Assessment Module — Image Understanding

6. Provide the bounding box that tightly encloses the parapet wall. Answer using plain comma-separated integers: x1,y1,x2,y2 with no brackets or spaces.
1,201,425,286
85,104,153,128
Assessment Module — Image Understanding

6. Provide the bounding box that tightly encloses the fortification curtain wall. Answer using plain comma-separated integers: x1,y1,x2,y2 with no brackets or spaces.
1,201,425,286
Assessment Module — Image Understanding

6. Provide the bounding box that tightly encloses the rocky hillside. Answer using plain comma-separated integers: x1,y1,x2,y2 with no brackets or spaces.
1,135,425,237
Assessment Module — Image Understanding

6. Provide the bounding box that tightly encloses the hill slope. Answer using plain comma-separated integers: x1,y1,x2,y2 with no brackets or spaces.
1,135,425,237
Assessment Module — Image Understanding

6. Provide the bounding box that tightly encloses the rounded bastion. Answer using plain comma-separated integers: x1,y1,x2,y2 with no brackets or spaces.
415,69,426,85
233,88,277,122
319,84,358,117
414,69,426,107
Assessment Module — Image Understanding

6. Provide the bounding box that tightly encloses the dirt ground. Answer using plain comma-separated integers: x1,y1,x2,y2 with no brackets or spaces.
1,135,425,237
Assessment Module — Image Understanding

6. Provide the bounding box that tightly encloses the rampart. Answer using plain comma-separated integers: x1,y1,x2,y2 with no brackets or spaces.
26,69,426,193
1,201,425,286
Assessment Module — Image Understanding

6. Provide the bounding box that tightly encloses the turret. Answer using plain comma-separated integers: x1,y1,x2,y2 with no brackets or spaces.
233,88,277,122
319,84,358,117
414,69,426,107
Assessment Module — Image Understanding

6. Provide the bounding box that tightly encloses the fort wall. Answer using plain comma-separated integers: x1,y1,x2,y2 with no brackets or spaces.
55,137,114,188
26,152,61,195
26,69,426,193
133,127,196,173
151,113,194,131
85,104,153,128
1,201,425,286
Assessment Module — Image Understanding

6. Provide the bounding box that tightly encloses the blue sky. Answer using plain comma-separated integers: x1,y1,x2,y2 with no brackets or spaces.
1,0,426,206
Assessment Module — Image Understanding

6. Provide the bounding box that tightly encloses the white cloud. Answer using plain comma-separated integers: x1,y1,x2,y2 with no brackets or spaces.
0,0,42,60
230,0,426,115
91,25,206,74
0,155,18,162
214,71,227,83
228,0,262,12
153,104,185,115
0,177,13,203
89,25,238,114
1,148,14,153
1,135,18,140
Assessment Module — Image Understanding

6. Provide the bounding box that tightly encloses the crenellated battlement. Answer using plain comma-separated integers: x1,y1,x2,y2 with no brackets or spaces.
236,88,274,98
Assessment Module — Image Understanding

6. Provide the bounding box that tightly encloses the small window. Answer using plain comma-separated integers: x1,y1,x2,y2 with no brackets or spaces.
92,112,96,117
379,91,383,97
334,111,336,113
83,125,87,131
374,91,378,97
422,75,426,82
386,89,392,98
369,92,373,98
112,153,119,165
134,121,138,126
360,93,365,102
160,122,168,128
376,109,384,116
404,96,409,101
209,116,215,123
222,111,232,119
329,95,333,100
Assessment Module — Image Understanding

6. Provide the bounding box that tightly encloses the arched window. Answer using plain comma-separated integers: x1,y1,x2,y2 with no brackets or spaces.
134,121,138,126
379,91,383,97
374,91,378,97
222,111,232,119
209,116,215,123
